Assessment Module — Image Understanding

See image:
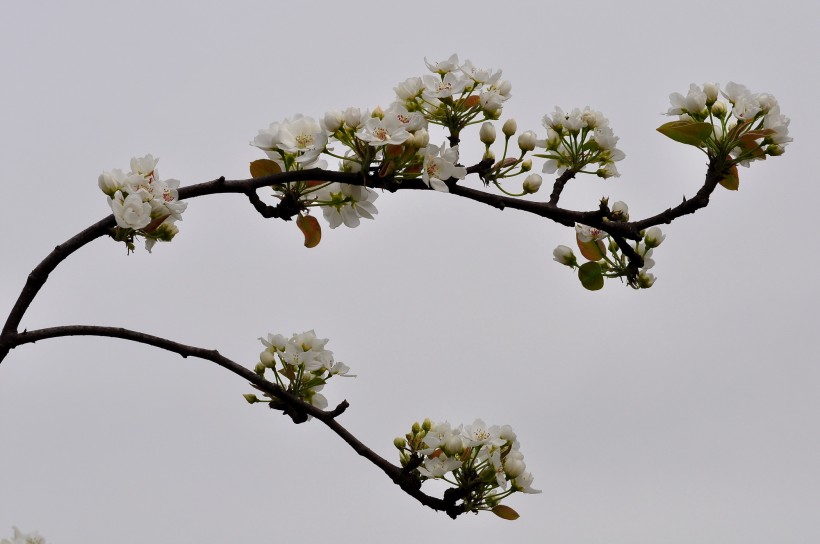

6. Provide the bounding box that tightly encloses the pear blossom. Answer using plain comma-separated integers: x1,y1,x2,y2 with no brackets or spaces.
317,183,379,229
1,527,46,544
394,77,423,101
424,53,459,74
644,226,665,248
421,142,467,192
355,116,412,146
109,190,152,229
666,83,708,116
575,223,608,242
276,115,328,163
460,59,501,85
422,72,468,99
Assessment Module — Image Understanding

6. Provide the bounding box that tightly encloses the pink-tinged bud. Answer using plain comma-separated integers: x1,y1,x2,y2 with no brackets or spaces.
479,122,496,145
523,174,542,194
517,130,537,151
502,118,517,137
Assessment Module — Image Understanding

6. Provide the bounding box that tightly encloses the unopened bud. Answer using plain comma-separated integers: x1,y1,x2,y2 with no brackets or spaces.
711,101,727,119
644,226,665,248
521,159,532,172
411,421,421,434
610,201,629,221
552,245,577,267
422,418,432,432
479,122,496,145
243,393,261,404
322,110,343,133
637,271,656,288
254,362,267,375
703,82,719,105
394,437,407,449
517,130,537,151
502,118,517,137
412,128,429,148
523,174,542,194
372,106,385,119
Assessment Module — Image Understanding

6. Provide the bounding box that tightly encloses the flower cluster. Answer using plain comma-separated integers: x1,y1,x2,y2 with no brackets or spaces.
534,107,625,179
553,202,664,290
244,330,353,418
661,82,791,168
98,155,186,252
1,527,45,544
395,54,512,135
395,418,539,518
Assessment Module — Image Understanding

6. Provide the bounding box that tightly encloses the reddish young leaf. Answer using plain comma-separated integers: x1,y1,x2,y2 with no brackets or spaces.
576,235,606,261
249,159,282,179
296,214,321,248
491,504,520,520
719,164,740,191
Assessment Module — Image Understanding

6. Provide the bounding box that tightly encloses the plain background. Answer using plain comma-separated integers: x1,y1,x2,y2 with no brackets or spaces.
1,1,818,542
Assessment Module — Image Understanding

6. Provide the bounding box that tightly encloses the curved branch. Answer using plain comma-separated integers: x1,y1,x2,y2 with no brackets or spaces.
6,325,465,518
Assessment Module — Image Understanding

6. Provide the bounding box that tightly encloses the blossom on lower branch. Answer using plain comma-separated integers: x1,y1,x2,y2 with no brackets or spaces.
98,154,187,253
1,527,46,544
244,330,353,419
395,418,540,519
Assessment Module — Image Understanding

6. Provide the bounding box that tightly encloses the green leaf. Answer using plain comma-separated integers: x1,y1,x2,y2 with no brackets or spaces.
578,261,604,291
576,235,606,262
719,164,739,191
249,159,282,179
491,504,520,520
296,214,321,248
656,120,713,147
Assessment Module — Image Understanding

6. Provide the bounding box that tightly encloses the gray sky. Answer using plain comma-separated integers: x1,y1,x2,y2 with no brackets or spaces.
1,1,818,542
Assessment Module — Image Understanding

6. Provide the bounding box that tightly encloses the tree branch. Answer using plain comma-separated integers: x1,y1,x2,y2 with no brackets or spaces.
6,325,465,518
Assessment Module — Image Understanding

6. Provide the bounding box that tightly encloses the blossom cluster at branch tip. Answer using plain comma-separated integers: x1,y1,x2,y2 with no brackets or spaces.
535,107,625,178
244,330,353,417
663,82,791,165
98,154,187,252
396,418,539,517
1,527,46,544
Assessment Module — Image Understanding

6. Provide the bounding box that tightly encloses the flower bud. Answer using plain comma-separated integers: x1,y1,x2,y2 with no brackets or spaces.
422,418,432,432
322,110,343,133
254,362,266,375
98,171,122,197
552,245,577,267
411,421,421,434
372,105,385,119
520,159,532,172
479,122,496,145
393,437,407,449
517,130,537,151
502,118,517,137
644,226,665,248
523,174,542,194
711,101,727,119
703,82,719,105
243,393,261,404
504,457,526,479
610,201,629,221
343,107,363,128
444,435,465,456
637,271,656,288
412,128,429,148
260,349,277,368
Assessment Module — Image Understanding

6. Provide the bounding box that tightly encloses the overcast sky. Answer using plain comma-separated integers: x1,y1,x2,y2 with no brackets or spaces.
2,1,818,543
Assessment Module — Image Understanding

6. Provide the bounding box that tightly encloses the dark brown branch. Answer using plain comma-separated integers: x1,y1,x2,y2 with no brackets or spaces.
6,325,465,518
547,170,577,206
